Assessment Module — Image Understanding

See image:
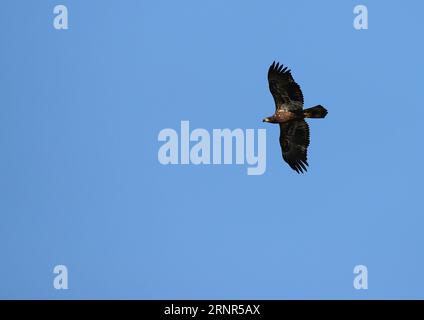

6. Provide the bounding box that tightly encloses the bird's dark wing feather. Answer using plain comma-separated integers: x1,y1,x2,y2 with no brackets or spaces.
279,120,310,173
268,61,304,111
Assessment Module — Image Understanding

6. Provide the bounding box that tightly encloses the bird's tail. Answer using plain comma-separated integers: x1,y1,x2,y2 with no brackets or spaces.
303,105,328,118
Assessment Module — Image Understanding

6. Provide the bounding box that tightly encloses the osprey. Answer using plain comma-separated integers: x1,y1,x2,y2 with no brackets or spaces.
263,61,328,173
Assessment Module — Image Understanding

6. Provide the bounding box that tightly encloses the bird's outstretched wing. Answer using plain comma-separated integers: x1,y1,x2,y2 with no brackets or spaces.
268,61,304,111
279,120,310,173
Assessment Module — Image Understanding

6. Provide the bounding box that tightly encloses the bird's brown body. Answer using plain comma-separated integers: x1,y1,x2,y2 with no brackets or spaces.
263,110,302,123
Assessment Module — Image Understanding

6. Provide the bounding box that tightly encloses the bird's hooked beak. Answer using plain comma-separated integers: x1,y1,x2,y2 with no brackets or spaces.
263,118,270,123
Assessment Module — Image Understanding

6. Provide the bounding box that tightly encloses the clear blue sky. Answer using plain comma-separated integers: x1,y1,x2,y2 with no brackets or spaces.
1,0,423,299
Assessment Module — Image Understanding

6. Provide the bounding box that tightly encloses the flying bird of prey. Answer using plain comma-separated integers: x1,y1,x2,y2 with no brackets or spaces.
263,61,328,173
